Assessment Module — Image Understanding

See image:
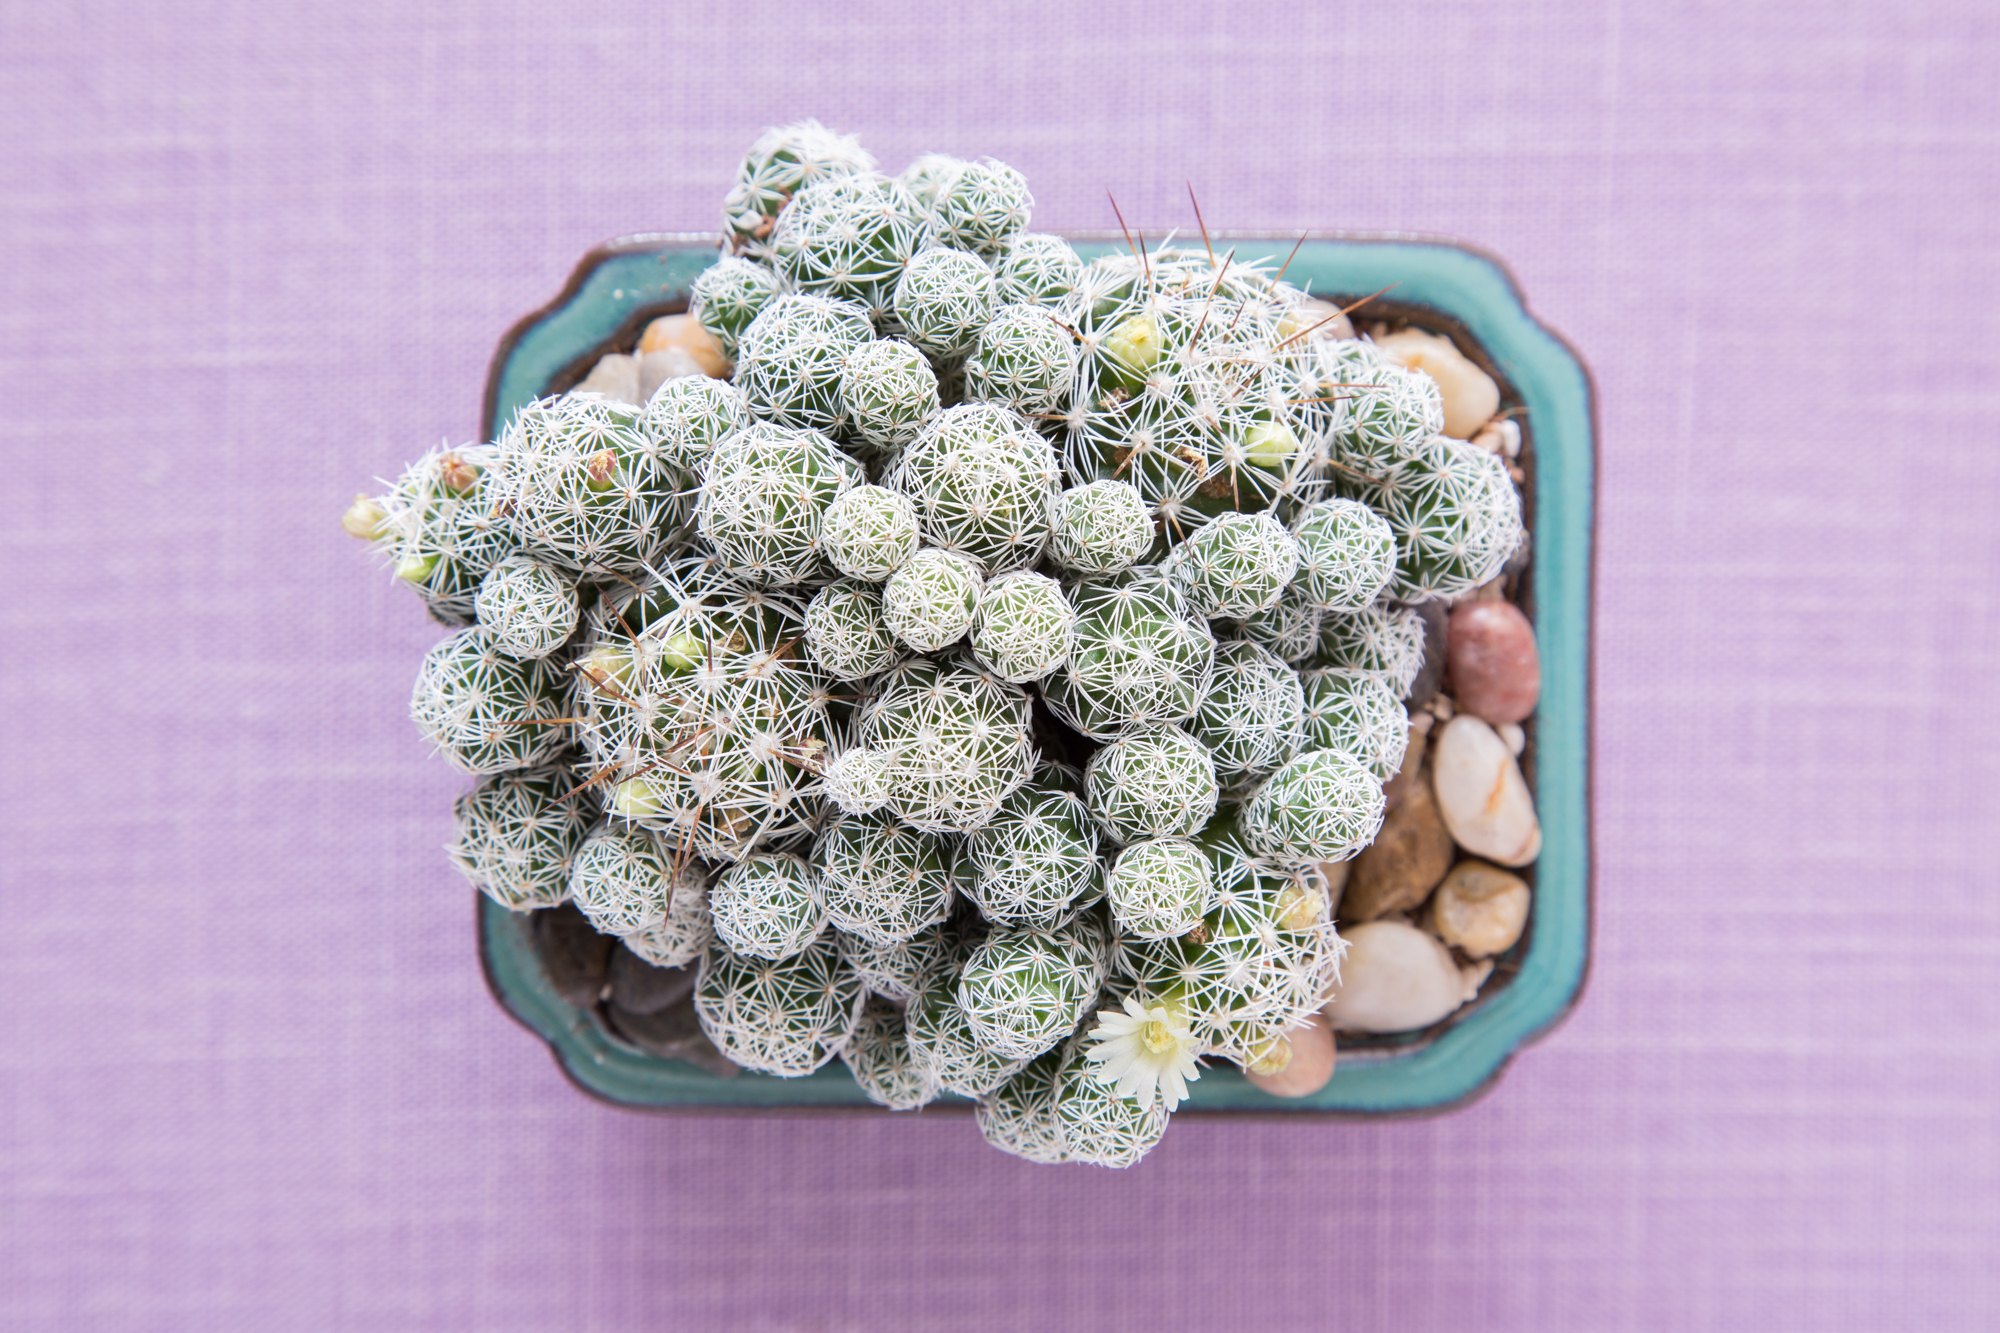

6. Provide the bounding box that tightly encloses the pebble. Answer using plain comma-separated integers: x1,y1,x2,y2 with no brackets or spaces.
1245,1014,1336,1097
1431,716,1542,867
530,902,614,1008
1324,920,1479,1033
641,313,731,378
1471,417,1523,459
1342,765,1455,922
1404,599,1449,710
574,351,642,404
1380,712,1432,812
1447,601,1540,726
603,998,740,1077
1376,328,1502,440
1497,722,1526,756
1430,860,1531,958
608,944,698,1015
637,348,704,403
1307,858,1352,919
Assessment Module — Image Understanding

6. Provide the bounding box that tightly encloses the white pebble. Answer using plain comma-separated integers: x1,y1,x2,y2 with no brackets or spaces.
573,352,642,405
1431,716,1541,867
1497,722,1525,755
1324,920,1476,1034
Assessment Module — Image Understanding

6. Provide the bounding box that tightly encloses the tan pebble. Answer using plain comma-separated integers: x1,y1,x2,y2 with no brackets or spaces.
1245,1014,1336,1097
573,352,642,405
637,348,704,404
1324,921,1468,1033
1430,859,1531,958
1432,716,1541,867
1379,713,1432,812
1431,694,1454,721
1376,329,1501,440
1306,858,1352,919
1343,766,1455,922
640,313,731,378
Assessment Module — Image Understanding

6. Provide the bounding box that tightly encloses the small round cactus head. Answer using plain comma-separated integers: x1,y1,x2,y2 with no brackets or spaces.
448,765,598,911
495,394,688,576
697,421,858,586
991,233,1083,307
1330,356,1445,473
905,964,1033,1097
963,779,1098,927
1300,668,1409,781
971,571,1075,683
857,655,1035,833
733,293,876,433
925,158,1033,258
1084,722,1221,844
1289,498,1395,612
475,555,579,661
688,255,782,359
1185,640,1306,788
977,1048,1071,1163
818,745,895,817
897,152,966,205
708,852,828,962
811,810,958,945
838,342,940,457
805,580,901,681
1053,1041,1170,1168
1105,837,1216,940
1235,580,1324,665
842,996,942,1110
1047,481,1153,576
693,935,865,1077
770,173,927,318
883,547,983,651
838,920,965,1003
1045,567,1216,739
723,120,877,250
568,823,675,936
638,375,748,479
820,483,921,582
964,304,1078,414
1241,747,1386,867
889,403,1059,572
891,247,996,358
1165,510,1301,620
958,922,1104,1060
1363,436,1524,601
410,626,571,775
1315,601,1428,697
620,865,715,969
368,444,517,624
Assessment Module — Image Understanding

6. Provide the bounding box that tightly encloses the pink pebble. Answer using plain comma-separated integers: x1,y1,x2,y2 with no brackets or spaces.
1244,1014,1336,1098
1447,602,1540,725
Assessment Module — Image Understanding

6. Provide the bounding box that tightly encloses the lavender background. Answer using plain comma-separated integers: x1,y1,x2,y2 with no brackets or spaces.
6,2,1999,1328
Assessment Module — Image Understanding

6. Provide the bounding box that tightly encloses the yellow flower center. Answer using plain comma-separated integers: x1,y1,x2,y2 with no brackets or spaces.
1141,1016,1178,1055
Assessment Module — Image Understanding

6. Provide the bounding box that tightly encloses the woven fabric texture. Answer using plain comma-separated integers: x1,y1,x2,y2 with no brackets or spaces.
5,2,1999,1329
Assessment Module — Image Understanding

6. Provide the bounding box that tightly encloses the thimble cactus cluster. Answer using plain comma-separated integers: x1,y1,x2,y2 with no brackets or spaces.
346,121,1537,1168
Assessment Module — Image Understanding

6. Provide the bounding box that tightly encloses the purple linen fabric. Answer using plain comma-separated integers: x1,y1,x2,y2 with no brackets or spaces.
5,2,1999,1328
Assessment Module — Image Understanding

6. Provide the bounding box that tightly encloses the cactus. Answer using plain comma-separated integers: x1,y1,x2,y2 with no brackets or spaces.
957,920,1104,1059
1241,747,1386,867
838,919,965,1003
962,779,1098,926
905,963,1033,1097
448,765,598,911
1290,497,1396,612
475,554,579,661
804,579,901,680
892,247,996,358
888,402,1059,572
1350,435,1525,601
410,626,571,775
1046,480,1153,576
977,1048,1071,1163
620,865,715,968
568,823,677,935
1104,836,1215,940
1052,1040,1169,1168
842,996,942,1110
697,421,859,586
818,746,894,816
812,810,959,945
1234,581,1323,665
769,174,927,318
963,304,1077,414
990,233,1083,308
1325,352,1443,474
1185,639,1306,787
854,655,1034,833
733,293,875,434
722,119,876,251
1299,667,1409,781
694,934,865,1076
1165,510,1301,619
708,851,827,961
970,570,1074,683
1043,566,1216,739
637,375,749,479
364,444,517,624
1315,601,1428,696
495,393,687,576
837,342,940,458
688,255,782,360
924,158,1033,258
882,547,983,651
1084,722,1220,844
820,483,922,581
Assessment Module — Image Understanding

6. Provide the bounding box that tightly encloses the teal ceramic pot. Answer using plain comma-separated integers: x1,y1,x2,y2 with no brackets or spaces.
477,233,1594,1117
